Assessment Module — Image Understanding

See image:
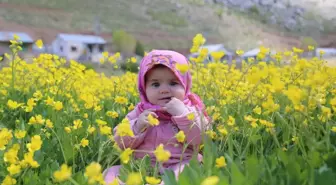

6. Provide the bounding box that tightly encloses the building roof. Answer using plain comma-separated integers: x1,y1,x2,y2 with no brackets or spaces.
242,48,277,58
189,44,234,58
57,33,106,44
0,31,34,43
316,47,336,56
200,44,233,55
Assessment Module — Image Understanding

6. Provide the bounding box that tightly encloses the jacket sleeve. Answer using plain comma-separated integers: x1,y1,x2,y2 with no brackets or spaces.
113,109,148,150
171,106,210,147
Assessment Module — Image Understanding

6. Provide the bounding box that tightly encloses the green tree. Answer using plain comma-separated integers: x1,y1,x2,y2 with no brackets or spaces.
135,40,145,57
112,29,137,57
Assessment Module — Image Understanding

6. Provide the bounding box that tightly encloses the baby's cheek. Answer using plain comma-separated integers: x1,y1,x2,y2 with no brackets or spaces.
174,87,186,100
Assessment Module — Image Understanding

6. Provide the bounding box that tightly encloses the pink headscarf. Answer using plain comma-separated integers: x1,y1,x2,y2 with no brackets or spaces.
134,49,209,120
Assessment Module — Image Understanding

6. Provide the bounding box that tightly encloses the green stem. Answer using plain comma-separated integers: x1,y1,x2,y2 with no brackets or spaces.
51,128,67,164
69,177,80,185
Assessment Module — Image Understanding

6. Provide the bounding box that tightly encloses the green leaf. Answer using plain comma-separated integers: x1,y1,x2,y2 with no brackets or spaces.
203,137,216,174
245,155,260,184
308,150,322,168
218,175,230,185
162,170,178,185
231,162,246,185
250,135,262,145
178,166,193,185
277,148,288,165
315,168,336,185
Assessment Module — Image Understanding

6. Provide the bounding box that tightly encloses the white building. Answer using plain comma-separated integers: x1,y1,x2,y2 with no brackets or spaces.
51,33,107,63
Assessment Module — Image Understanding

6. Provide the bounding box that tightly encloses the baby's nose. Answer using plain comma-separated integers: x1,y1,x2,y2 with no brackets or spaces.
160,89,169,94
159,86,170,94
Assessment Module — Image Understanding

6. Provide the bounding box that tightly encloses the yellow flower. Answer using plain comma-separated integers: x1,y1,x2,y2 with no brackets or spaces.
27,98,36,107
84,162,104,185
126,172,142,185
45,119,54,128
175,131,185,143
227,116,235,126
106,111,119,118
215,156,227,168
236,49,244,56
308,45,314,51
7,164,21,175
4,144,20,164
201,176,219,185
128,104,135,111
292,47,304,53
96,119,107,126
210,51,225,62
148,114,159,126
190,33,206,53
319,50,325,55
145,176,161,185
53,101,63,111
332,126,336,133
64,127,72,133
14,130,26,139
80,138,89,147
218,126,228,136
154,144,171,162
120,148,134,164
13,34,20,40
292,136,299,143
44,96,54,106
7,100,22,110
1,175,17,185
115,96,128,105
23,152,39,168
33,91,43,100
130,57,137,63
26,135,43,152
53,164,72,182
100,125,112,135
35,39,43,49
102,51,109,58
87,125,96,134
176,63,190,74
99,57,105,64
206,130,217,140
116,119,134,137
108,179,119,185
187,112,195,120
28,115,45,125
73,119,83,130
253,106,261,115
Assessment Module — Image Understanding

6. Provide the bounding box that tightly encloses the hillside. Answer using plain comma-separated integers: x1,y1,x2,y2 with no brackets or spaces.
0,0,335,53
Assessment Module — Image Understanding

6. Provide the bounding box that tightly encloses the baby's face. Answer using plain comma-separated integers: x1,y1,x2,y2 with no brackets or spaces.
145,66,185,106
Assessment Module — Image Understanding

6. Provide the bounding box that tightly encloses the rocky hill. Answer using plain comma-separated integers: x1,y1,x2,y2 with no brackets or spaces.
210,0,336,34
0,0,335,52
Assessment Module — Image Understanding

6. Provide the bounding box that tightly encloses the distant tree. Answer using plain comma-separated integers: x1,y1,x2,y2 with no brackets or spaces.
301,37,318,56
112,29,137,57
135,40,145,57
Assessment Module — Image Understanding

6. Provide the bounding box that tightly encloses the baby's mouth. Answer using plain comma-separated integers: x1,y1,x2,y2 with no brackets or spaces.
159,97,172,101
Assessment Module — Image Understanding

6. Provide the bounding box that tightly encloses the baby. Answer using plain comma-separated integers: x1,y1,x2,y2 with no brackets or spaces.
104,50,210,184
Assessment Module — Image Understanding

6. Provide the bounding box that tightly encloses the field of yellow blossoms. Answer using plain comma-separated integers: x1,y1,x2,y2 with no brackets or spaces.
0,34,336,185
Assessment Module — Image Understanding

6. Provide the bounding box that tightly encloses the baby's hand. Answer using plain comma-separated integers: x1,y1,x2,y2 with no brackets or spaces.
162,97,188,116
135,109,158,133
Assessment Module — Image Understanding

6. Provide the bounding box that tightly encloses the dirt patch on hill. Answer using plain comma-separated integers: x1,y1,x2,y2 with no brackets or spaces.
0,2,69,15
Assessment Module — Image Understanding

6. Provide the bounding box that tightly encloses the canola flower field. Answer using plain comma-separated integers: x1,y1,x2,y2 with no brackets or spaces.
0,34,336,185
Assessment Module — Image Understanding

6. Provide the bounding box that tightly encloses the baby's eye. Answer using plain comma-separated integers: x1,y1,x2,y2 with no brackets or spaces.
170,81,179,86
151,82,160,87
